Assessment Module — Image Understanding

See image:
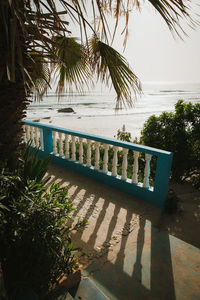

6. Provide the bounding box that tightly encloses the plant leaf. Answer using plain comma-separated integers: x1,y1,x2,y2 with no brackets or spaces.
89,36,141,108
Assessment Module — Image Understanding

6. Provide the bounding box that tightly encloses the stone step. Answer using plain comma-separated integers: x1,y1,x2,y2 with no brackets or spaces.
70,277,109,300
49,288,74,300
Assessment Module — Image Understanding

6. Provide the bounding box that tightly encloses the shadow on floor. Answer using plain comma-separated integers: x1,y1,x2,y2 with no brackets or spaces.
45,163,200,300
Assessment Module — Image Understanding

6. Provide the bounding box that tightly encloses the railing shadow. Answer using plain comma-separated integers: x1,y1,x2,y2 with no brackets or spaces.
83,218,176,300
46,163,178,299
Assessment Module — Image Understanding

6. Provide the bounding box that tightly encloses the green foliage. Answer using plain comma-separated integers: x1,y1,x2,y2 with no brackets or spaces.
54,36,90,94
184,170,200,190
141,100,200,182
0,170,87,298
117,128,132,142
0,202,9,222
21,142,51,184
89,37,141,107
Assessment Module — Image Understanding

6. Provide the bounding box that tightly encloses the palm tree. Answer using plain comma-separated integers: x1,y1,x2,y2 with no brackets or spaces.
0,0,197,169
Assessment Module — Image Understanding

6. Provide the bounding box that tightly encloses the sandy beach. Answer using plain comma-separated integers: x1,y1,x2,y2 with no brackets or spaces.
28,82,200,140
40,113,150,139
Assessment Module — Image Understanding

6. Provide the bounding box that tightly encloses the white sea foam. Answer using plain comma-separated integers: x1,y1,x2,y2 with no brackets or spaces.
24,82,200,138
26,82,200,122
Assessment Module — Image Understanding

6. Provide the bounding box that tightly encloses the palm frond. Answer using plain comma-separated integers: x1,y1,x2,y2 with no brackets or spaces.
27,52,51,100
53,36,92,94
0,0,197,105
89,36,142,108
146,0,198,37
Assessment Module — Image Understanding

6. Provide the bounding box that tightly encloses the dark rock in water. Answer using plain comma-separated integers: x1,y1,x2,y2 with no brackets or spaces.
33,119,40,122
43,117,51,119
58,107,74,113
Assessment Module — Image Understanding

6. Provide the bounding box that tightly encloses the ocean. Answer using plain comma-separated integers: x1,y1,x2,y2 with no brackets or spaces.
26,81,200,137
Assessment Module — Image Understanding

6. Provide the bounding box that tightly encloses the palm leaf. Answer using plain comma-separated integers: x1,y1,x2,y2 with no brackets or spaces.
109,0,197,40
53,36,92,94
27,52,51,100
89,36,141,108
146,0,197,37
0,0,197,102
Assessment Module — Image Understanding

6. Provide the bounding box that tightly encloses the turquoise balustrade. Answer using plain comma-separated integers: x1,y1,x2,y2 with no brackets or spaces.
23,120,173,211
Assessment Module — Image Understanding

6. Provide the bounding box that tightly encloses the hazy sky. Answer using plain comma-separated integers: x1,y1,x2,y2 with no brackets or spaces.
54,0,200,90
111,2,200,84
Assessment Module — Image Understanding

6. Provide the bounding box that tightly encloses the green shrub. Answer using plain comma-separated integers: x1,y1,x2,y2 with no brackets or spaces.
0,167,87,298
141,100,200,182
117,126,132,142
21,142,51,184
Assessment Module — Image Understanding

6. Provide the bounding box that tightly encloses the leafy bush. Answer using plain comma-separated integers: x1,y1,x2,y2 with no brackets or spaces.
117,125,132,142
141,100,200,182
21,142,51,184
0,146,87,298
0,171,87,298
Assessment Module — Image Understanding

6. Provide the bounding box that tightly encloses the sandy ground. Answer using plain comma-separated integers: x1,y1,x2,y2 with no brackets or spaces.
40,113,149,139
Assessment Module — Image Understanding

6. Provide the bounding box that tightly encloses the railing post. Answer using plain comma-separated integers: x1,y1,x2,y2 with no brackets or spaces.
40,127,53,154
154,153,173,211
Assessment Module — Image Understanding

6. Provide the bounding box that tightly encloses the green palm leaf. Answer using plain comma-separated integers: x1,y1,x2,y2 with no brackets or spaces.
0,0,196,98
54,36,92,94
27,52,51,100
146,0,197,37
89,36,141,108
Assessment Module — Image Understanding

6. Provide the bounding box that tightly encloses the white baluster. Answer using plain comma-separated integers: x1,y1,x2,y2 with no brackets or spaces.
103,144,109,173
86,139,92,167
71,136,76,161
53,131,57,154
27,125,31,141
22,125,26,143
58,132,63,156
112,146,118,176
94,142,100,170
33,127,36,146
143,154,152,188
86,140,92,167
24,126,27,141
38,128,42,148
35,127,39,147
30,126,34,145
121,148,128,180
23,125,26,142
79,138,83,164
65,134,69,159
132,151,139,183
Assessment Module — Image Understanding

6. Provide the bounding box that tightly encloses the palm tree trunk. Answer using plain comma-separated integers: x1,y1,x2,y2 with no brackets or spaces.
0,1,29,170
0,82,29,169
0,262,8,299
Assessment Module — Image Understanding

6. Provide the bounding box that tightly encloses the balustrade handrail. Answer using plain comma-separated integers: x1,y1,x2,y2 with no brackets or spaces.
22,120,173,211
23,120,171,158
